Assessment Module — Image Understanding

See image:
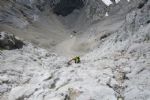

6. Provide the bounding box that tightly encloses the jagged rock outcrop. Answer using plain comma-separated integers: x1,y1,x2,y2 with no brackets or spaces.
84,0,107,22
0,31,24,50
116,0,150,41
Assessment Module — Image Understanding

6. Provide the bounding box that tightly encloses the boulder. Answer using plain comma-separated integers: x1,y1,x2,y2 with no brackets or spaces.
0,32,24,50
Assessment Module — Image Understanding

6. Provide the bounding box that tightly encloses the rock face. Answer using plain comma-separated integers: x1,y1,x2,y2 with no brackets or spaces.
116,0,150,41
0,0,143,29
0,0,107,28
84,0,107,22
0,32,24,50
0,0,110,28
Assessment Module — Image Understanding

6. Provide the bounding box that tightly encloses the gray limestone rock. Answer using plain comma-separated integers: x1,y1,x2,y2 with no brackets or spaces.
0,31,24,50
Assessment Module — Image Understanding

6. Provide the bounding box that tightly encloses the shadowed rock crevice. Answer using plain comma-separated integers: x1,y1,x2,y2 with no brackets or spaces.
53,0,84,16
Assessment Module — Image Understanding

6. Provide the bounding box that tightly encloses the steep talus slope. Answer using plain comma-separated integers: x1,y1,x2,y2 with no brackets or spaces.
0,0,150,100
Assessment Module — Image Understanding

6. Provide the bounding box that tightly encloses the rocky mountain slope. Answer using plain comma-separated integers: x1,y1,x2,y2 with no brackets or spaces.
0,0,150,100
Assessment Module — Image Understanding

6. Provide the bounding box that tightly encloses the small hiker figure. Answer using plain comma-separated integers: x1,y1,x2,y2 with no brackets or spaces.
68,56,81,65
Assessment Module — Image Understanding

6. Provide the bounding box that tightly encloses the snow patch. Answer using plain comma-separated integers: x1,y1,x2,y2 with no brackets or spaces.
115,0,121,3
102,0,113,6
105,12,109,16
